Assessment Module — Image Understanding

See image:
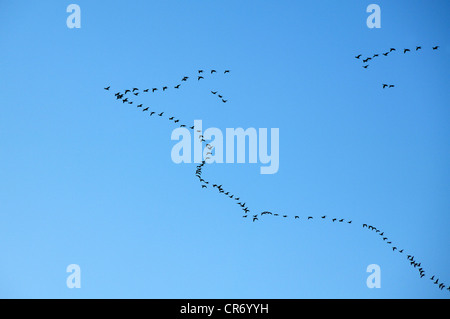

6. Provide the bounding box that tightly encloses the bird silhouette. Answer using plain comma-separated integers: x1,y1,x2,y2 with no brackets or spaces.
198,76,204,81
404,48,410,53
355,54,362,59
432,46,439,50
152,88,158,92
224,70,230,74
416,46,422,51
104,86,110,90
174,84,181,89
362,65,369,69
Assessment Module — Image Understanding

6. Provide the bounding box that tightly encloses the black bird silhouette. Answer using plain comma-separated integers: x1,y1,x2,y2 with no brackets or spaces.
124,89,131,94
150,111,155,116
132,88,138,92
222,99,228,103
416,46,421,51
355,54,362,59
295,216,299,219
224,70,230,74
211,70,216,74
383,52,389,56
152,88,158,92
174,84,181,89
142,107,149,112
182,77,189,81
163,86,168,91
158,112,164,116
404,48,410,53
218,95,223,98
432,46,439,50
383,84,388,89
143,89,149,92
211,91,217,94
373,54,379,57
104,86,110,90
363,58,371,63
198,76,204,80
137,104,143,107
134,92,139,96
321,215,326,219
253,217,258,222
390,48,396,52
362,65,369,69
169,117,174,120
308,216,313,220
389,85,395,88
198,70,203,73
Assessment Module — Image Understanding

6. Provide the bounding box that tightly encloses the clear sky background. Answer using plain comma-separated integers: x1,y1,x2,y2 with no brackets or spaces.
0,0,449,298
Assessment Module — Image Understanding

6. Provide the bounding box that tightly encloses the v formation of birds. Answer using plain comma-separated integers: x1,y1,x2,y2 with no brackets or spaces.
356,45,440,88
104,53,448,293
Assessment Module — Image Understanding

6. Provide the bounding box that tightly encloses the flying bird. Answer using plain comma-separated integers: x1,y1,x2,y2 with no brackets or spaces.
432,46,439,50
404,48,410,53
416,46,422,51
362,65,369,69
174,84,181,89
142,107,149,112
224,70,230,74
211,70,216,74
198,76,204,80
355,54,362,59
104,86,110,90
152,88,158,92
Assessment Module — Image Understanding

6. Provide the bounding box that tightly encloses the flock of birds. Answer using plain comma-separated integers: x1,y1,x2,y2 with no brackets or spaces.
104,65,448,294
356,45,440,88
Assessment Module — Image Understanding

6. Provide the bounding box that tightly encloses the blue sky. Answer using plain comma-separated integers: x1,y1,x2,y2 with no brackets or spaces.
0,0,449,298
